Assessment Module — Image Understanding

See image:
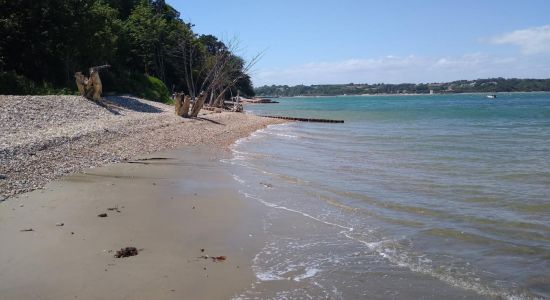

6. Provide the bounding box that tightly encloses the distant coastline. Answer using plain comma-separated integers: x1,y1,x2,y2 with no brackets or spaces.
255,78,550,98
266,91,550,99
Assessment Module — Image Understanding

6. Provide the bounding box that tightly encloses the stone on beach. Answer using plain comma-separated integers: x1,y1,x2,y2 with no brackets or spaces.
0,95,286,199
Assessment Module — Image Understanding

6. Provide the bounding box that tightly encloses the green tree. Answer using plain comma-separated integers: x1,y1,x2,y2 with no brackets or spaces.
124,2,167,77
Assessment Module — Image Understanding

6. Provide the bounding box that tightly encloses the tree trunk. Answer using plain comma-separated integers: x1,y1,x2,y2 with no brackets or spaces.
174,92,183,116
89,70,102,101
212,83,236,108
208,91,214,106
189,92,206,117
182,95,191,117
75,72,86,96
214,90,225,108
174,93,192,117
74,65,109,101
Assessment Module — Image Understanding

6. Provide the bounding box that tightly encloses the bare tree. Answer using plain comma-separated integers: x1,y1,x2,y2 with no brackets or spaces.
172,37,262,117
209,52,261,109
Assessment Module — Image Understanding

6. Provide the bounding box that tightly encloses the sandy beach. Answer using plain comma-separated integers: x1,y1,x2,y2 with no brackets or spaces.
0,95,286,299
0,147,269,299
0,95,285,198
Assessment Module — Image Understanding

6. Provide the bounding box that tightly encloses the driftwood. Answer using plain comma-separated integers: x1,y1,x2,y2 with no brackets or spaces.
75,72,86,95
182,95,191,117
75,65,110,101
231,103,243,112
174,93,192,117
174,92,183,116
189,91,206,117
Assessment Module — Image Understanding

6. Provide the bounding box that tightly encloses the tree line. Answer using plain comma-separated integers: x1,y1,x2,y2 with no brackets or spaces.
255,78,550,97
0,0,255,101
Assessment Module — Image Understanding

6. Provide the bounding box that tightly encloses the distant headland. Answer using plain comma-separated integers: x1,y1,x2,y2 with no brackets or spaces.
255,78,550,97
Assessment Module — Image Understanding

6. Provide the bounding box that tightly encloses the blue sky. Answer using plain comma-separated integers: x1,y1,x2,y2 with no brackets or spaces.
170,0,550,86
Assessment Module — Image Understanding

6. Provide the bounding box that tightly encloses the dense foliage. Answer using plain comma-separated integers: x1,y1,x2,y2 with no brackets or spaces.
255,78,550,97
0,0,255,101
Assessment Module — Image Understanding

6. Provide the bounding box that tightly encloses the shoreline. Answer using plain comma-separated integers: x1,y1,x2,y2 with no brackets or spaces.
0,95,287,298
0,95,286,199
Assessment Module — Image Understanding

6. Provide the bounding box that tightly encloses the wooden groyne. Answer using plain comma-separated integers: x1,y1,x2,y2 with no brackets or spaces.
260,115,344,123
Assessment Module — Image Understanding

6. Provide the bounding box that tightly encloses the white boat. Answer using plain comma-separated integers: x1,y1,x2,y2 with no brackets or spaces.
486,94,497,99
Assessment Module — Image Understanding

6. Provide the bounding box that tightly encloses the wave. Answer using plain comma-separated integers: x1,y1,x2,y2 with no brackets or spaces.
239,190,537,300
226,111,547,299
240,191,353,232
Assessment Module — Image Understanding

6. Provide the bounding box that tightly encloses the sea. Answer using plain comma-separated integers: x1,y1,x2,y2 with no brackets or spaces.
224,93,550,299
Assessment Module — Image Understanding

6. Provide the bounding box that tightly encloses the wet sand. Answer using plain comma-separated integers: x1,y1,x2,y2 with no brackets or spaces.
0,147,267,299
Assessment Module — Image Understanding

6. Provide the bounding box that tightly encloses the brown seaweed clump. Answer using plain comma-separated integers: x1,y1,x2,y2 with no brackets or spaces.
115,247,139,258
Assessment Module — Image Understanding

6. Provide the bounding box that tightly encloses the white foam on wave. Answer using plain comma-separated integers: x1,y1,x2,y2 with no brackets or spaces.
276,132,298,139
293,267,321,282
225,122,296,169
342,232,530,300
232,149,251,156
224,126,268,166
265,131,299,139
229,126,269,152
231,174,246,184
251,241,324,284
240,191,353,232
251,245,285,282
232,135,249,147
240,192,528,299
255,270,285,281
267,123,299,138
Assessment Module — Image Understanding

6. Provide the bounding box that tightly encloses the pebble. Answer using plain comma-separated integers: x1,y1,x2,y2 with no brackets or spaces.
0,95,286,199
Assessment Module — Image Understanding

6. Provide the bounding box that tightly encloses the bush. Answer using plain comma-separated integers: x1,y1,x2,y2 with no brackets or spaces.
0,71,75,95
0,71,39,94
102,71,171,103
142,75,172,103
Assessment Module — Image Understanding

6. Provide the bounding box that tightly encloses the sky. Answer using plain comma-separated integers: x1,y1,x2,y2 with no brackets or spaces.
170,0,550,86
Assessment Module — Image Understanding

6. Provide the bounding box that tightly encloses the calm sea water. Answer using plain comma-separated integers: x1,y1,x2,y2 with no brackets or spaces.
226,93,550,299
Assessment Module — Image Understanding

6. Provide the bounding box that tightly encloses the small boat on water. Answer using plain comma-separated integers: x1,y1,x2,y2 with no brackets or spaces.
486,94,497,99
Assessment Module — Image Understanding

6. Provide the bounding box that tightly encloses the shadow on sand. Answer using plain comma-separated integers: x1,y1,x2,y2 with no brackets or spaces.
92,95,165,114
194,116,225,125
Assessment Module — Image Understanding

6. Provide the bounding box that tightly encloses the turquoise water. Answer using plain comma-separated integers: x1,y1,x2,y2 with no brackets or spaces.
228,93,550,299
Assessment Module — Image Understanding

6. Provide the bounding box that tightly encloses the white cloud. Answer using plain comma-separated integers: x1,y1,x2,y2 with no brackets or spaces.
253,53,548,86
488,25,550,55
